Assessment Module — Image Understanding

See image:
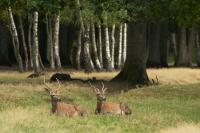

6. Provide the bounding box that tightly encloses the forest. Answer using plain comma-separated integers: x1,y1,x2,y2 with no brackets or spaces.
0,0,200,133
0,0,199,83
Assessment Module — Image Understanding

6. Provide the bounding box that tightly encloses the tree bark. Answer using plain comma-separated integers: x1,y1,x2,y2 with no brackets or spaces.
83,24,94,72
46,14,55,69
75,29,82,69
175,27,194,67
91,23,102,71
147,23,161,67
28,13,33,68
159,23,169,67
98,24,103,67
104,25,113,71
196,30,200,66
32,11,41,74
19,15,29,71
111,24,116,69
8,7,24,72
53,13,62,70
117,24,123,69
122,23,127,65
112,23,150,86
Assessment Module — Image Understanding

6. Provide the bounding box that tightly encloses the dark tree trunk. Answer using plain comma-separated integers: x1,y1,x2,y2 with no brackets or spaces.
147,23,169,67
147,23,161,67
196,30,200,66
0,21,11,65
159,23,169,67
112,23,149,85
175,27,194,67
19,16,29,71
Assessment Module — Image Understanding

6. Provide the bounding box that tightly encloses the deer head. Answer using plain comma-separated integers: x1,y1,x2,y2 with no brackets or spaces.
44,77,61,102
89,82,107,102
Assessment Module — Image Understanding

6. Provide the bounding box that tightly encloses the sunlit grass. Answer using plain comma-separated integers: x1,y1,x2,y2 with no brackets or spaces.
0,69,200,132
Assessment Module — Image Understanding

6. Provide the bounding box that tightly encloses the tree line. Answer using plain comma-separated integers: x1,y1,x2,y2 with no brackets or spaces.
0,0,200,85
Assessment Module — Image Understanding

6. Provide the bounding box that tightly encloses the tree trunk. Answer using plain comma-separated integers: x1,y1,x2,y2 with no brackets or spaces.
32,11,41,74
111,24,116,68
117,24,123,69
28,13,33,68
8,7,24,72
75,29,82,69
104,25,113,71
159,23,169,67
91,23,102,71
98,24,103,67
53,13,62,70
83,24,94,72
171,33,177,57
19,15,29,71
122,23,127,65
46,14,55,69
175,27,194,67
147,23,161,67
112,23,150,86
196,31,200,66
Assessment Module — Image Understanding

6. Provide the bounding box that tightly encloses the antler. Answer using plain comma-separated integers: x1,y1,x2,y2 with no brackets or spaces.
101,82,107,94
44,76,51,90
89,81,100,93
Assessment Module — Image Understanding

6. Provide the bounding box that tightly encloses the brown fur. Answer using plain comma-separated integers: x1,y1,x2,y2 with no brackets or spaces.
44,79,86,117
90,82,132,115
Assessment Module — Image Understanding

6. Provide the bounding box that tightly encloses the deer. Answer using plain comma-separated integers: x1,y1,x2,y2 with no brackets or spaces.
44,78,86,117
89,82,132,115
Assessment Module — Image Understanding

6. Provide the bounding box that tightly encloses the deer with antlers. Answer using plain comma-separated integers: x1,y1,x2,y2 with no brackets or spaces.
44,78,86,117
90,82,132,115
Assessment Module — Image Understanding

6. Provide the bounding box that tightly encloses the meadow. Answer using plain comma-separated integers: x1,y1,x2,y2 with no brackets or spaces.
0,68,200,133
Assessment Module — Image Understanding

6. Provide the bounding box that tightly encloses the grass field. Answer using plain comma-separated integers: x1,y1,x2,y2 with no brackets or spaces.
0,68,200,133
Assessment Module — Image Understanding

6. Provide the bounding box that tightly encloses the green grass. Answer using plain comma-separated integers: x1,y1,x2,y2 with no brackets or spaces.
0,73,200,133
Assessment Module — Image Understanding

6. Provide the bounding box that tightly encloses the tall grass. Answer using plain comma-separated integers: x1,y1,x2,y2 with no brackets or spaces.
0,70,199,132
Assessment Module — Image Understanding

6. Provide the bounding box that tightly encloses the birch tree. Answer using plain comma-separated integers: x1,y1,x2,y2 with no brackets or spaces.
19,15,29,70
117,24,123,69
32,11,40,74
53,13,62,70
91,23,102,71
8,6,24,72
122,23,127,65
111,24,116,68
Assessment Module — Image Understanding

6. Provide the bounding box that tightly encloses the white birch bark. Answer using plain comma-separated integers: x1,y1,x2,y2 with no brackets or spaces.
111,24,116,68
83,24,94,72
53,13,61,70
8,7,24,72
98,24,103,66
75,29,82,69
91,23,102,70
117,24,123,69
104,25,113,71
122,23,127,65
32,11,40,73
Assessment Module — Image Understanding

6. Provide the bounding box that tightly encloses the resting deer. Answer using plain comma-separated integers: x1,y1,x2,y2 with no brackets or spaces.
44,78,86,117
90,82,132,115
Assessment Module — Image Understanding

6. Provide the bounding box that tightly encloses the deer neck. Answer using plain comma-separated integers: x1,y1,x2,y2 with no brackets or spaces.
51,98,58,113
96,99,104,113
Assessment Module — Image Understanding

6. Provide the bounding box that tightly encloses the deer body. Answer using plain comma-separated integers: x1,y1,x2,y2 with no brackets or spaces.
44,78,86,117
90,82,132,115
51,101,84,117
